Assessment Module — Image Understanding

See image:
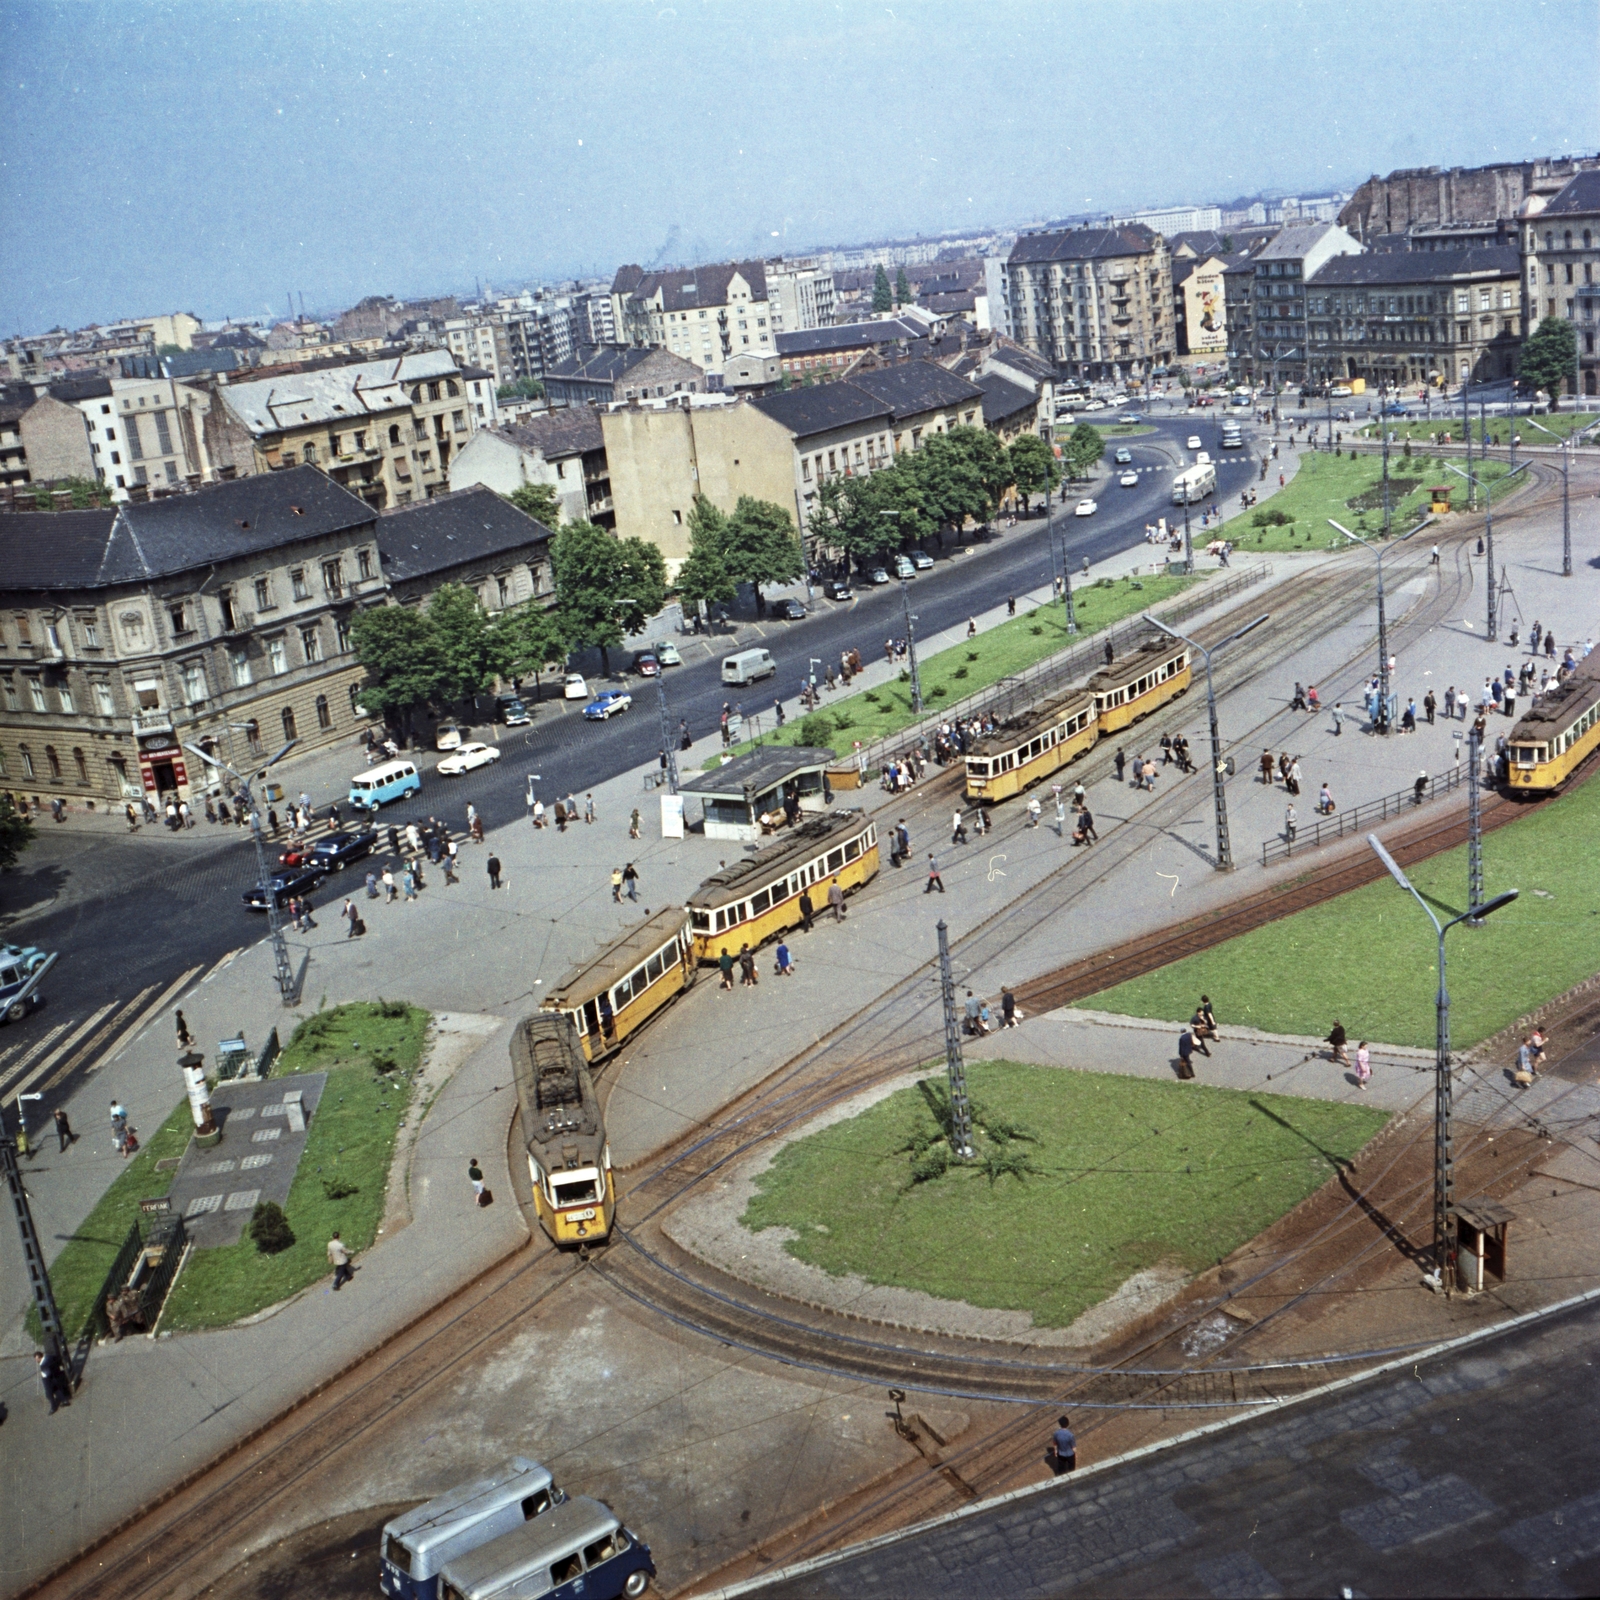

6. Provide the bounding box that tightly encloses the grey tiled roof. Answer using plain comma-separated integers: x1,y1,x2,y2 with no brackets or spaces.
1008,224,1160,265
545,345,653,383
775,318,925,357
614,260,768,313
1310,246,1520,287
846,362,984,417
749,384,894,441
1540,170,1600,216
974,372,1037,425
376,484,551,583
499,409,605,460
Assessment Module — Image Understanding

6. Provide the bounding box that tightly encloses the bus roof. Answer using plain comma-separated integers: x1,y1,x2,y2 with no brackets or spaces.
541,907,688,1010
689,812,867,910
438,1497,621,1597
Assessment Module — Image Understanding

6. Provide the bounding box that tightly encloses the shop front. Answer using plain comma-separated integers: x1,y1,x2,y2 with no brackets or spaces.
137,740,190,802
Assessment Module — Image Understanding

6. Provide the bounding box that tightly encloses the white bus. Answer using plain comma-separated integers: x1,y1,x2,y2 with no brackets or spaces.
1172,463,1216,505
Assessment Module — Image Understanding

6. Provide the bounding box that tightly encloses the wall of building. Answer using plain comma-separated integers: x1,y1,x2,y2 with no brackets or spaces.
17,397,95,481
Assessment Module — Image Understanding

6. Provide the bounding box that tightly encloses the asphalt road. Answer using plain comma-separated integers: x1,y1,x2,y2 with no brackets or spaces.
0,407,1263,1115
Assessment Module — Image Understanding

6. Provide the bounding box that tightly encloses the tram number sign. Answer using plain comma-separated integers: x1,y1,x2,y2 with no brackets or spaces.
562,1207,597,1223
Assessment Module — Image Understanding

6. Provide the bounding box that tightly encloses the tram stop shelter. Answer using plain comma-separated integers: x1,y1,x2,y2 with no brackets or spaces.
1455,1196,1515,1293
679,745,836,841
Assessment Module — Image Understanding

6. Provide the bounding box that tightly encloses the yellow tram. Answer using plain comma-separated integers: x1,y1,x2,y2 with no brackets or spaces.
964,688,1098,804
1087,640,1191,734
510,1011,615,1247
1506,652,1600,792
688,811,878,964
540,907,696,1064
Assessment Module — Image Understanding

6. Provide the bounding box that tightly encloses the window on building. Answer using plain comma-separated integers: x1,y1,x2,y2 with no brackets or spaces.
354,430,367,451
267,637,287,675
496,576,509,605
124,414,144,460
321,559,344,596
2,676,15,711
299,624,321,662
133,465,148,487
73,748,88,784
153,411,173,454
302,443,317,464
45,746,61,779
55,677,74,713
281,706,297,741
92,679,114,715
427,382,440,402
14,613,31,646
29,677,47,712
389,424,401,445
315,693,331,730
181,661,205,704
169,603,188,635
291,568,310,601
20,746,34,779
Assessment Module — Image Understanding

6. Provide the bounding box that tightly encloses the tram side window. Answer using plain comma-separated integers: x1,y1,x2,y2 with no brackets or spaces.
827,848,844,871
844,837,860,862
630,964,648,996
768,878,787,903
613,977,632,1007
750,888,771,914
646,951,664,983
692,909,713,933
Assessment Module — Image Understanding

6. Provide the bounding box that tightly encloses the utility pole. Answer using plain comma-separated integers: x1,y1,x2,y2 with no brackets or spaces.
1380,377,1392,538
935,920,975,1160
1331,515,1433,731
1439,459,1527,644
1525,413,1600,577
1144,611,1268,870
1462,379,1474,509
1467,724,1484,922
655,677,679,795
900,578,923,715
2,1127,68,1368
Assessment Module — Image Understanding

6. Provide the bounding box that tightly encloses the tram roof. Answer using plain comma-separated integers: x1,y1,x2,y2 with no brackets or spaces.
678,745,837,800
690,811,867,908
972,685,1095,755
541,906,689,1008
1510,651,1600,734
1085,636,1184,692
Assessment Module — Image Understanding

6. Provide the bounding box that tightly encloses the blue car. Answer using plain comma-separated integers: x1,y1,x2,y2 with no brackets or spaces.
311,828,379,871
1382,402,1409,416
582,690,633,721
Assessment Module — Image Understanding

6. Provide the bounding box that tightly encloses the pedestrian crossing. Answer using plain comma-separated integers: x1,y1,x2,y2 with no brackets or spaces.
0,962,206,1105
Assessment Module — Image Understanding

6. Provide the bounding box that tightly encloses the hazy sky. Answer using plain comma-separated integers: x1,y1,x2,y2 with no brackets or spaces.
3,0,1597,334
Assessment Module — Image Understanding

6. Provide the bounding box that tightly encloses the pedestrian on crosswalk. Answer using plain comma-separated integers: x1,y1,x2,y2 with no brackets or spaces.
925,853,945,893
382,867,396,903
343,898,359,937
444,842,460,885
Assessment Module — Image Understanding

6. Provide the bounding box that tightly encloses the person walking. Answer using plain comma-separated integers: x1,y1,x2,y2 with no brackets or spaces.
1001,987,1017,1028
1177,1026,1197,1080
797,889,815,932
1007,595,1016,616
1287,758,1302,796
739,944,758,987
174,1008,193,1049
951,810,968,845
401,866,417,903
584,793,596,826
109,1098,129,1155
382,866,397,904
1444,684,1457,721
343,898,359,937
629,807,642,840
1331,702,1343,736
718,948,735,990
54,1107,77,1152
1074,806,1098,845
925,852,945,893
1113,748,1126,784
1054,791,1066,835
775,939,794,977
964,989,982,1036
827,877,846,921
444,840,460,884
622,862,639,902
37,1349,72,1415
1285,803,1297,845
327,1231,354,1290
611,867,623,904
1327,1019,1350,1069
1027,795,1042,828
1424,689,1437,726
486,854,503,890
1260,748,1275,785
468,1158,485,1203
1401,699,1417,734
967,616,978,639
1354,1041,1371,1089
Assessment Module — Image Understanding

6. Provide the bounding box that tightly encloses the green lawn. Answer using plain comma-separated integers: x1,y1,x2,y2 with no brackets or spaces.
28,1098,196,1344
1360,413,1600,449
1084,776,1600,1051
706,572,1204,768
740,1061,1387,1329
158,1001,430,1332
1220,451,1526,554
1083,422,1156,438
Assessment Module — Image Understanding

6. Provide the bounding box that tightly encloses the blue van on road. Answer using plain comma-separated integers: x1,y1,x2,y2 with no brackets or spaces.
350,757,422,811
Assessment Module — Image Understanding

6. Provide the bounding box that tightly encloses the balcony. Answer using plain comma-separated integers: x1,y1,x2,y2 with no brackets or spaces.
131,709,174,738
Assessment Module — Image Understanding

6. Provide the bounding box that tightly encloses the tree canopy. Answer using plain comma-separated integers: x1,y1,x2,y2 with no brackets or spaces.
497,377,545,400
676,497,739,614
506,481,561,527
1521,317,1579,410
489,601,568,695
0,792,34,871
1062,422,1105,480
550,521,667,672
872,264,893,314
1007,434,1061,505
349,604,446,724
895,267,911,307
722,496,805,615
425,582,497,705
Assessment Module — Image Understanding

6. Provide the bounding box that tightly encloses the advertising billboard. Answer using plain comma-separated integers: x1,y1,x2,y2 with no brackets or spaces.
1185,261,1227,355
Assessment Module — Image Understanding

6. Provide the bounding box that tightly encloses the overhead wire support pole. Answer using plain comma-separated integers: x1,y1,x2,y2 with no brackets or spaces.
1367,834,1517,1292
1143,610,1268,871
1526,413,1600,577
1466,725,1484,921
1330,514,1431,734
656,677,679,795
900,577,923,715
2,1129,68,1368
935,920,974,1160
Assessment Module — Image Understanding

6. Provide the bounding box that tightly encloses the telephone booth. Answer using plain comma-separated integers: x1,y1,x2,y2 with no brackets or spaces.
1455,1197,1514,1292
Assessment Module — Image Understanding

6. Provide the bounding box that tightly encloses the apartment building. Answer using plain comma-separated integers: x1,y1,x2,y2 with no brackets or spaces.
1004,225,1175,380
66,372,216,498
211,350,489,511
764,259,837,333
1306,247,1523,389
444,317,512,386
376,485,554,611
610,261,774,385
448,408,614,528
0,470,384,808
774,316,929,379
542,346,703,408
845,363,984,455
1522,171,1600,398
1244,223,1363,383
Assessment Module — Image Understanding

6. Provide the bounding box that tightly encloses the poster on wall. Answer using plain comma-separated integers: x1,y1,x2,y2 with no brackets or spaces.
1186,263,1227,355
660,793,685,839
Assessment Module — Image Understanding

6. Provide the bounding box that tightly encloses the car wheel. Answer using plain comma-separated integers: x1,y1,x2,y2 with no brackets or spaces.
624,1571,650,1598
7,1000,27,1022
333,859,344,871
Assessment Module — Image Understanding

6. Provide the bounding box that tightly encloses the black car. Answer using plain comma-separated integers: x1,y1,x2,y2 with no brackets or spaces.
822,578,853,601
243,863,327,910
772,598,807,620
310,827,378,871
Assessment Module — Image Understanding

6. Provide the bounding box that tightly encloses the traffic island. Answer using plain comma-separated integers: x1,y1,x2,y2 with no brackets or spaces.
668,1061,1388,1339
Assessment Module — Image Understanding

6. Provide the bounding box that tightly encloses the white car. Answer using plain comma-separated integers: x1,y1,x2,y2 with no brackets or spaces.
1074,498,1098,517
1119,412,1142,424
646,641,683,666
435,724,467,751
436,742,501,776
1084,399,1106,412
1119,470,1140,487
1186,435,1203,450
562,673,590,701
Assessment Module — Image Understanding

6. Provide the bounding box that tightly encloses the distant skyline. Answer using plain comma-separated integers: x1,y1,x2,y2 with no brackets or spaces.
2,0,1597,334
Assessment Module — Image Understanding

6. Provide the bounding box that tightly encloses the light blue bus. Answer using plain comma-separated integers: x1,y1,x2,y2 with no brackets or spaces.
350,757,422,811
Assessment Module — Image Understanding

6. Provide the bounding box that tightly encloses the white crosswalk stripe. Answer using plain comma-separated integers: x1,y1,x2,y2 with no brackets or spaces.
16,1004,115,1091
0,1023,70,1098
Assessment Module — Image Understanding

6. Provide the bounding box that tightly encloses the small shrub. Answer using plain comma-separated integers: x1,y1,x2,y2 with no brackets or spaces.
965,651,979,662
832,707,855,730
909,1146,950,1185
1030,625,1044,636
291,1013,337,1050
952,666,968,679
928,685,947,700
898,668,910,683
322,1176,359,1200
373,998,410,1019
1097,577,1114,588
249,1200,295,1255
796,711,835,745
862,691,880,705
369,1050,398,1074
1251,508,1292,528
980,1146,1043,1186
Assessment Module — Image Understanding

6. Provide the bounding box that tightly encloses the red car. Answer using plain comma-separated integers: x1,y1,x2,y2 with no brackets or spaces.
277,846,313,868
631,652,661,677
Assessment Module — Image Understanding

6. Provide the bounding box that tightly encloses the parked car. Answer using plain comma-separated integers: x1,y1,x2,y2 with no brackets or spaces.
1119,470,1140,487
630,652,661,677
772,598,807,620
1329,384,1353,398
243,863,326,910
1113,447,1132,465
823,578,854,601
1074,498,1098,517
1186,435,1203,450
910,550,934,570
1083,399,1106,412
435,724,468,751
310,828,379,870
562,673,590,701
867,566,890,585
1382,402,1409,416
646,640,683,666
496,695,532,726
583,690,633,720
437,742,502,775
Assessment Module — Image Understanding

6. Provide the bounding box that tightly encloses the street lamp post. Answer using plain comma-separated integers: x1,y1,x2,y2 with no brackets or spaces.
900,578,923,715
1143,610,1268,870
1440,458,1529,642
184,736,299,1004
1367,833,1517,1291
1329,515,1432,733
1379,377,1391,537
1524,413,1600,577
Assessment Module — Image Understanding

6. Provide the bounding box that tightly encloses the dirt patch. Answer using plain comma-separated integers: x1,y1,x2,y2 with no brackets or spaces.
193,1502,410,1598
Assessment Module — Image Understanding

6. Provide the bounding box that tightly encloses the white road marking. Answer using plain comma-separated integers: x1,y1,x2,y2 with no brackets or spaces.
88,964,206,1073
200,948,244,984
0,1023,70,1097
18,1003,116,1087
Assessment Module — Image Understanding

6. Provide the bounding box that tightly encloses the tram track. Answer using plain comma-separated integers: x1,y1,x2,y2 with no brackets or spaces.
27,467,1582,1597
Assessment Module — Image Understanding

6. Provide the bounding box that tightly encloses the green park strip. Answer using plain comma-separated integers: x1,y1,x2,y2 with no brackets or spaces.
1359,412,1600,449
702,571,1204,769
158,1000,428,1331
1084,422,1156,438
1219,450,1524,554
1084,776,1600,1052
739,1061,1388,1329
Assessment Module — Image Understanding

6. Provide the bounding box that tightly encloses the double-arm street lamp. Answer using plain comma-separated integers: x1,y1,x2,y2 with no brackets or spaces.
1439,458,1530,641
1523,412,1600,578
1367,833,1517,1291
880,511,923,713
183,734,299,1004
1329,515,1432,734
1143,610,1268,871
1256,343,1300,436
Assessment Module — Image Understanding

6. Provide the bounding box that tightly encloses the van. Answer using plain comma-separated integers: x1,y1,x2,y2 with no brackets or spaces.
721,648,775,687
893,554,915,580
382,1459,564,1600
349,758,421,811
438,1496,654,1600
